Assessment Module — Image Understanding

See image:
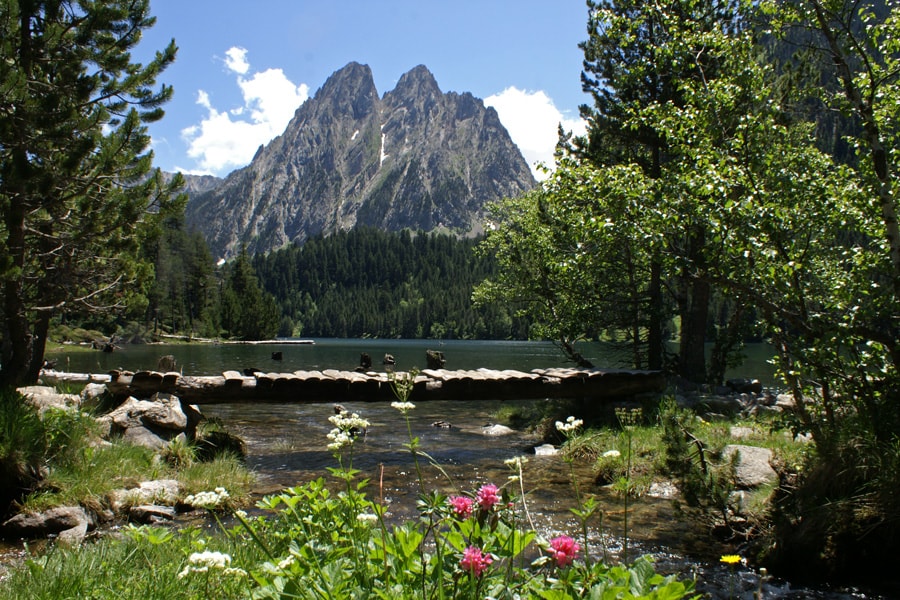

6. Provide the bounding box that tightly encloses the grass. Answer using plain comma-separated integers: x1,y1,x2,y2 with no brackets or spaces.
20,440,253,513
0,400,697,600
1,384,255,516
1,525,259,600
0,386,804,599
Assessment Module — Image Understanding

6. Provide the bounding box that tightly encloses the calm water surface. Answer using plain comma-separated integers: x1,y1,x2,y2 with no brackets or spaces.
52,337,779,384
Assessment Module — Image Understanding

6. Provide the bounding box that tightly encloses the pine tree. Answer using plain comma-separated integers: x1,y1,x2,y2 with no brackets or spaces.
0,0,181,384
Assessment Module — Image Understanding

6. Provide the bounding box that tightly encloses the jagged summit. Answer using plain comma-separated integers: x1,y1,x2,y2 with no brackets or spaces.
390,64,442,101
184,63,536,259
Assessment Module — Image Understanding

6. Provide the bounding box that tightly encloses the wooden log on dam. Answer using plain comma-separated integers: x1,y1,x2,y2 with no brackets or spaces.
82,367,666,404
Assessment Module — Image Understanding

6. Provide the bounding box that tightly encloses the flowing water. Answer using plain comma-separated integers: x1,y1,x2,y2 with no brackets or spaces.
23,339,892,597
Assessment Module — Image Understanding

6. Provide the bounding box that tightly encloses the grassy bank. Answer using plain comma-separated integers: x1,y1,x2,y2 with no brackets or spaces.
0,394,697,600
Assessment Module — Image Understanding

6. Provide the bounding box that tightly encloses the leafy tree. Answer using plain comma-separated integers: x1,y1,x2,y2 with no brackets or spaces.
587,0,900,579
0,0,181,385
474,161,658,367
565,0,752,381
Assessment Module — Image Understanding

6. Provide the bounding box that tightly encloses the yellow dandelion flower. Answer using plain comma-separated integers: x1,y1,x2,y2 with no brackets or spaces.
720,554,742,565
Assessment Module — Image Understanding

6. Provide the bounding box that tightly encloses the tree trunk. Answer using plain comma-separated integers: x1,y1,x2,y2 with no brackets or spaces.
678,227,710,383
26,312,51,383
647,259,664,370
1,202,33,387
679,278,710,383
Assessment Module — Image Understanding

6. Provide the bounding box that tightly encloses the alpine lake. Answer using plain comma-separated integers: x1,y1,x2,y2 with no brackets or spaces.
39,339,888,598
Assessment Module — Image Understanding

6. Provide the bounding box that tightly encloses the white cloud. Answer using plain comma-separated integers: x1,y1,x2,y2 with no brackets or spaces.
485,87,586,180
181,47,309,175
224,47,250,75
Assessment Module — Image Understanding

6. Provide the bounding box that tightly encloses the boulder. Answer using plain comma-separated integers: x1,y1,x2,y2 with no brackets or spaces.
481,424,515,436
425,350,446,369
129,505,176,524
17,385,81,414
98,393,202,450
775,394,797,410
724,444,778,489
2,506,93,540
729,426,757,440
81,383,109,404
533,444,559,456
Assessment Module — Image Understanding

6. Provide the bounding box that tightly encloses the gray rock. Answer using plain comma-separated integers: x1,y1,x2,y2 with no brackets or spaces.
129,505,176,524
647,481,679,498
775,394,796,409
109,479,180,512
2,506,93,539
533,444,559,456
17,385,81,414
81,383,109,404
57,521,89,546
748,404,782,417
729,426,756,440
482,424,515,436
724,444,778,489
99,393,202,449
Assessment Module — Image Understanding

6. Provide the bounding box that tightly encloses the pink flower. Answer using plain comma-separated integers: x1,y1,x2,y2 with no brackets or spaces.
475,483,500,511
448,495,474,519
460,546,492,577
548,535,580,568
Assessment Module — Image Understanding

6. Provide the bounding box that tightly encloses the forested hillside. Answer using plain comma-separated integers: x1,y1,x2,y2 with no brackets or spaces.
252,228,530,339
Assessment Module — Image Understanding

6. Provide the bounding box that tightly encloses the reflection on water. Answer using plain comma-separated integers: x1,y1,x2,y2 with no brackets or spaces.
50,338,780,385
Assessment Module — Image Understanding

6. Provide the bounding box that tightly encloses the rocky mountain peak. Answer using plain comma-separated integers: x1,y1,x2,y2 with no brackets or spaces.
184,63,536,259
313,61,379,120
389,64,442,102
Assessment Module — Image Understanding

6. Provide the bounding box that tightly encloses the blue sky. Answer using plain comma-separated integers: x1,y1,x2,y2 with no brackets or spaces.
138,1,590,180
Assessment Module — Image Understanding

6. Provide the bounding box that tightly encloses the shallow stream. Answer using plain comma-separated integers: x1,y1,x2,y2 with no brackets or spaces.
10,339,893,597
202,398,886,599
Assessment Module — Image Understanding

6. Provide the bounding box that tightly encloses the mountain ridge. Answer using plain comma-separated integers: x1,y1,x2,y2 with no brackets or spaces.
182,62,536,259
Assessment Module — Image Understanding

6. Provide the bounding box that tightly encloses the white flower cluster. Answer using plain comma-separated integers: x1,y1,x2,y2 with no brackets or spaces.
178,551,246,578
603,449,621,458
326,429,353,452
184,487,230,509
390,401,416,414
261,553,297,575
356,512,378,526
326,410,370,452
555,416,584,434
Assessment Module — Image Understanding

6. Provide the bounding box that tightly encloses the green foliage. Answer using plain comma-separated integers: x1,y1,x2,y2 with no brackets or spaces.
0,387,100,513
0,0,183,385
144,213,219,339
475,162,661,367
219,246,280,340
253,227,529,339
0,388,48,512
479,0,900,575
660,401,735,524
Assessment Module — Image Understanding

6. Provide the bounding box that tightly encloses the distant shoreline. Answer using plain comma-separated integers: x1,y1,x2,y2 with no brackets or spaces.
156,335,315,345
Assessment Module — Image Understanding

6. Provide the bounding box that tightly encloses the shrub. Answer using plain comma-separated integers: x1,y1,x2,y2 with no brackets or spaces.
0,388,48,513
